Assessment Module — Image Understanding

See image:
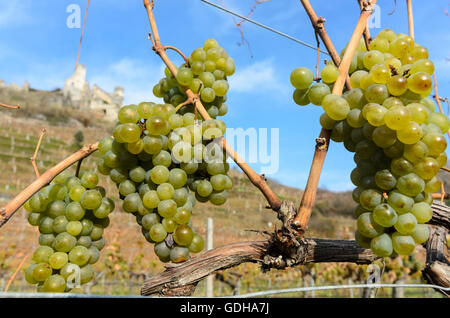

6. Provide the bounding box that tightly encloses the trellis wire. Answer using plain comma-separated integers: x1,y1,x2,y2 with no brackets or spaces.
229,283,450,298
0,283,447,298
199,0,329,54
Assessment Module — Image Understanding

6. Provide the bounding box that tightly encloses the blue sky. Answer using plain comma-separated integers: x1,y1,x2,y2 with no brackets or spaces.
0,0,449,192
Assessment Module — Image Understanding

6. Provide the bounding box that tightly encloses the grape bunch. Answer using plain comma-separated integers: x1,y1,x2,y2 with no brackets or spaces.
152,38,234,118
96,38,234,263
290,30,449,257
23,171,113,292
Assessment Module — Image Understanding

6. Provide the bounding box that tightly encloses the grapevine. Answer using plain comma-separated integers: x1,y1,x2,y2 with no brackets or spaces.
97,39,235,263
290,30,449,257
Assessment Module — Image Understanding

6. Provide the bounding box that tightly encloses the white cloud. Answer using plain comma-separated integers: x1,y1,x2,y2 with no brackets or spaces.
88,57,165,105
228,59,288,94
0,1,33,29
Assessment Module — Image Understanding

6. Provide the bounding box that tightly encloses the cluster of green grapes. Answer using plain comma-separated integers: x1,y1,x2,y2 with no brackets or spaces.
22,171,112,292
97,39,234,263
290,30,449,257
152,38,234,119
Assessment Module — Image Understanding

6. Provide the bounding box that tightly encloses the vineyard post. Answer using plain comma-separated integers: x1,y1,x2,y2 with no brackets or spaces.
293,0,378,233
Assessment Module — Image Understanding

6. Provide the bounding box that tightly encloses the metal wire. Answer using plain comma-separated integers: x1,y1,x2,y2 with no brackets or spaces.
199,0,329,55
229,283,450,298
0,283,448,298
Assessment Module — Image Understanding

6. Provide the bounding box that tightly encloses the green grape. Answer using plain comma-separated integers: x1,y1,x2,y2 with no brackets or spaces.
384,106,410,130
396,173,425,196
391,157,414,177
355,140,377,160
142,135,163,155
149,223,167,242
373,203,398,227
422,134,447,157
173,224,194,246
146,116,170,136
410,45,428,60
343,88,366,109
320,64,339,83
48,252,68,270
137,102,154,119
188,233,205,253
80,219,94,236
322,94,350,121
363,50,384,69
387,75,408,96
80,264,94,284
350,70,368,88
88,246,100,264
429,113,450,134
80,190,102,210
372,125,396,148
65,202,85,221
384,57,402,72
362,103,386,127
364,84,389,104
47,200,66,218
198,72,215,88
118,123,141,143
403,141,429,164
319,113,336,130
154,242,171,262
118,105,139,124
192,47,207,61
209,191,227,205
69,185,86,202
33,246,54,263
424,176,441,193
412,224,429,244
38,217,54,234
122,193,141,213
78,236,93,248
410,59,434,75
176,67,193,86
128,166,145,183
406,103,429,124
53,232,77,253
161,218,177,233
292,88,310,106
200,87,216,103
397,121,423,144
413,157,439,180
168,168,187,189
151,150,172,168
197,180,213,197
387,190,414,214
170,246,190,263
28,212,42,226
157,183,175,200
69,246,90,266
172,141,193,162
157,199,177,218
370,64,391,84
346,109,366,128
410,202,432,223
371,234,393,257
394,213,417,235
142,213,160,230
80,172,98,189
383,140,404,158
355,230,371,248
389,38,410,58
91,237,105,250
420,97,435,112
308,83,330,106
143,190,160,209
150,165,170,184
374,169,396,190
407,72,432,95
66,221,83,236
369,37,389,52
359,189,382,211
39,233,55,247
290,67,313,89
32,263,52,283
357,213,384,238
212,80,229,97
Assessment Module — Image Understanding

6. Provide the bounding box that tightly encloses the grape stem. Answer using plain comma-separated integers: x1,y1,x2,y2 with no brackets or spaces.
357,0,372,50
164,46,190,66
30,128,46,179
0,142,99,228
406,0,415,40
0,102,20,109
432,73,450,138
75,158,84,178
293,0,378,234
143,0,282,211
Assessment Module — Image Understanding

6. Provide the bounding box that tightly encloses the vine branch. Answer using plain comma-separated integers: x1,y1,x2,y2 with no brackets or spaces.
30,128,46,179
0,102,20,109
143,0,281,211
406,0,415,40
0,142,99,228
293,0,378,233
